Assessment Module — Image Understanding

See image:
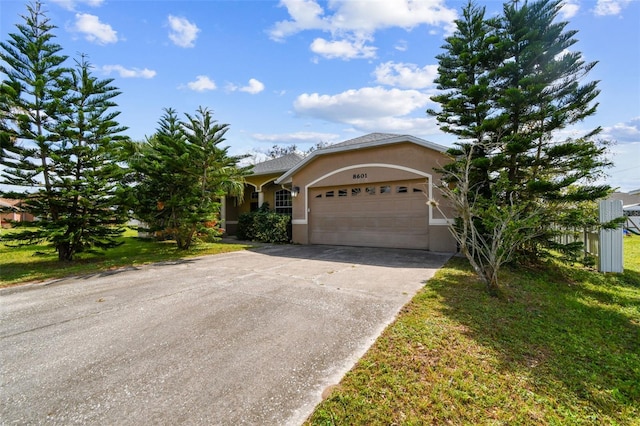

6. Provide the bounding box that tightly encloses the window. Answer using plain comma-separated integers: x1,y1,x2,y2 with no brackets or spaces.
275,189,292,216
338,189,348,197
326,190,335,197
380,185,391,194
366,186,376,195
396,186,408,193
250,191,259,211
351,188,362,196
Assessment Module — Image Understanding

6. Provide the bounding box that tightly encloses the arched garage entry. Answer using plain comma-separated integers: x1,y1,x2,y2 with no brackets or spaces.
275,133,456,252
305,164,433,250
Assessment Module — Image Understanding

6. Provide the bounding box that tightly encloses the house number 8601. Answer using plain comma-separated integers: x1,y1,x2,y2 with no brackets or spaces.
352,173,367,179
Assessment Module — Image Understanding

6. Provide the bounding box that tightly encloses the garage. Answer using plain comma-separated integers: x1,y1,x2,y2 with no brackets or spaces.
309,180,430,249
275,133,458,253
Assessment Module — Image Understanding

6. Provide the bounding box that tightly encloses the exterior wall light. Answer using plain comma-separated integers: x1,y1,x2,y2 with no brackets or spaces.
291,186,300,198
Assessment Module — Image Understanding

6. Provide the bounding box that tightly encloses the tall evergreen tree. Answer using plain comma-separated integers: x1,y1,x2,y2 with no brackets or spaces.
44,56,129,260
128,107,249,250
1,2,129,261
429,1,497,209
430,0,611,293
1,0,68,198
131,108,201,249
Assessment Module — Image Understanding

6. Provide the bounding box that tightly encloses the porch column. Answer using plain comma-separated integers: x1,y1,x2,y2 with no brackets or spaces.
220,196,226,224
258,190,264,207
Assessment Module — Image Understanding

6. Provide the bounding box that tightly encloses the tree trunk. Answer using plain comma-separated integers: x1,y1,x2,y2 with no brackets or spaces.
57,242,73,262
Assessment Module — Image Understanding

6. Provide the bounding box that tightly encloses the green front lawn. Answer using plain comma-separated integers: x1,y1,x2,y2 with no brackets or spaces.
307,237,640,425
0,228,250,286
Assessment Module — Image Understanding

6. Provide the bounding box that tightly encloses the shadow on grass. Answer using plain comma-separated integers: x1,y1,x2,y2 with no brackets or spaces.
0,238,203,287
429,258,640,421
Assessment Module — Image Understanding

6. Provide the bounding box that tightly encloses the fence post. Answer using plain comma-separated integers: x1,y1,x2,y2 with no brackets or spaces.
599,200,623,273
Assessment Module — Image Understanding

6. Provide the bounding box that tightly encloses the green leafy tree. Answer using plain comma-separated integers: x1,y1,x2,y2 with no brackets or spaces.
129,107,250,250
430,0,611,294
1,2,129,261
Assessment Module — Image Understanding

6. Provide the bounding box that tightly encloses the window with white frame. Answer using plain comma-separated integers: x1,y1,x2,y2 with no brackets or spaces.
275,189,292,216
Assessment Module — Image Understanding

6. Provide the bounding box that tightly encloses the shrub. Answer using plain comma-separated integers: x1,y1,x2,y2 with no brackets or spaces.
236,205,290,243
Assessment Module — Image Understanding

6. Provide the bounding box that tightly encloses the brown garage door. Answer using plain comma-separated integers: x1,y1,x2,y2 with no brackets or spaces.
309,179,430,249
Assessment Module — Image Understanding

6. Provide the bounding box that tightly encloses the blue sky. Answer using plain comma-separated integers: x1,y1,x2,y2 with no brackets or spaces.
1,0,638,192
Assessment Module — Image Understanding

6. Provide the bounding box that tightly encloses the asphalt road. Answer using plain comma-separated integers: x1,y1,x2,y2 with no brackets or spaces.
1,244,450,425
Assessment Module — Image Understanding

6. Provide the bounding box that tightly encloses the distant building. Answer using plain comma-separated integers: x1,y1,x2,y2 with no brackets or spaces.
0,198,35,228
607,191,640,206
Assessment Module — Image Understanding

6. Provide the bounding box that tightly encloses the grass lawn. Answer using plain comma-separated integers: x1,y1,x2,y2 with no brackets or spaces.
307,237,640,425
0,228,251,287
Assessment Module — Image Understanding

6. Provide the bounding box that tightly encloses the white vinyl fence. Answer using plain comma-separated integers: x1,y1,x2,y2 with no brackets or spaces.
599,200,624,273
553,200,624,273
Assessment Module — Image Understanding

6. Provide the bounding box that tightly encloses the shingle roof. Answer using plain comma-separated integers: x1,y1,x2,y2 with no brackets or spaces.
251,152,304,175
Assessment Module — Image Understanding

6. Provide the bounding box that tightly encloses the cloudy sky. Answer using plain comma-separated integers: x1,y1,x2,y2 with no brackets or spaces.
1,0,638,191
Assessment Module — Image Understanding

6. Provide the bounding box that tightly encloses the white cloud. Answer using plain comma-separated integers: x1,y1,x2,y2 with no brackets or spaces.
347,116,437,134
101,65,156,79
52,0,103,11
73,13,118,44
602,117,640,143
310,36,376,60
252,131,341,144
374,62,438,89
394,40,408,52
269,0,457,60
185,75,216,92
560,0,580,19
561,119,640,192
240,78,265,94
293,86,437,134
594,0,632,16
168,15,200,48
603,142,640,192
270,0,457,40
269,0,329,41
227,79,265,94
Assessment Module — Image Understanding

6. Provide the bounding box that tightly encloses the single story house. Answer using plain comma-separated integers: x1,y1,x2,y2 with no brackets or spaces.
223,133,456,252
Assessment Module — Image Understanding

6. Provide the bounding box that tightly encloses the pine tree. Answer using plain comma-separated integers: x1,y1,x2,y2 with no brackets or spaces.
430,0,611,293
128,107,249,250
1,2,129,261
491,0,611,258
1,1,69,199
44,56,129,260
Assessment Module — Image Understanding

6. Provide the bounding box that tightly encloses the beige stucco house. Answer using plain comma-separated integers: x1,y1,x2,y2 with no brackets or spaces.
223,133,457,252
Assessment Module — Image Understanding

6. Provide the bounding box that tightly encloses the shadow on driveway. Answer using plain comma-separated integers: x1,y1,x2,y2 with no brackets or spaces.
246,242,453,269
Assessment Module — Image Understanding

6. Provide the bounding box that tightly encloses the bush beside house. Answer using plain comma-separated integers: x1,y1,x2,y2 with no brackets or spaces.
236,204,290,243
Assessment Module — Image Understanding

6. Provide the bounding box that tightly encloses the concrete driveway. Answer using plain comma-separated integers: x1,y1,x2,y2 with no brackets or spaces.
1,244,451,425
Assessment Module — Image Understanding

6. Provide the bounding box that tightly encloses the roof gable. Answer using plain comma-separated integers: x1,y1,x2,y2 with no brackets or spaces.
275,133,448,184
251,152,304,176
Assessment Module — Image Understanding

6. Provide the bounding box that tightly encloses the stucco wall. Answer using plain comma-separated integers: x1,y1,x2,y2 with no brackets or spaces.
288,142,457,251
